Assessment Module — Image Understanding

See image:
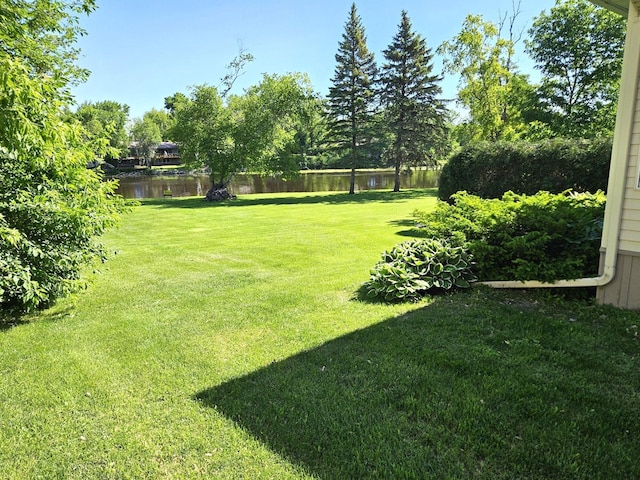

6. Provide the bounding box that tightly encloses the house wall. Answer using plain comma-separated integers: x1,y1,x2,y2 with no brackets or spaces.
619,81,640,253
598,250,640,307
598,1,640,308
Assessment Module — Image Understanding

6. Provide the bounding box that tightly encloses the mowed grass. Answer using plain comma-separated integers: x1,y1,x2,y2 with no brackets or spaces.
1,189,639,479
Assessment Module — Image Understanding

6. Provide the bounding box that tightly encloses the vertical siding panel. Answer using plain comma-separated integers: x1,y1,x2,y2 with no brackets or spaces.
620,87,640,251
601,254,624,306
627,256,640,307
619,255,633,304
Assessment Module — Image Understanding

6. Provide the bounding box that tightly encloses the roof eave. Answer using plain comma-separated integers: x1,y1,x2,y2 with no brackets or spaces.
590,0,629,17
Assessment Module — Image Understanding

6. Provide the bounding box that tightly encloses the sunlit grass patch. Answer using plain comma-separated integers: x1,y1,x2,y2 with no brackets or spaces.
1,189,639,479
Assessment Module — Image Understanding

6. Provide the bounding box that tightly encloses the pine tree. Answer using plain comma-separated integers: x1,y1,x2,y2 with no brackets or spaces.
379,11,448,191
327,3,378,194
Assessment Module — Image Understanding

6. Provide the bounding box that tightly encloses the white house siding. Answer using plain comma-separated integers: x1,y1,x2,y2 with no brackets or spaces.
597,2,640,308
618,29,640,253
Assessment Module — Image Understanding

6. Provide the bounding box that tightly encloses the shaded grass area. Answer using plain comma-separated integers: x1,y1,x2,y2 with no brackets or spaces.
199,288,640,479
1,189,639,479
140,188,437,209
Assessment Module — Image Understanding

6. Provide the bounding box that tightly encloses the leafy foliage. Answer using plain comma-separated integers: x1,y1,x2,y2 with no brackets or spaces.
414,191,606,282
170,85,235,189
71,100,130,161
140,108,174,141
365,239,477,302
526,0,625,138
438,138,612,200
236,73,319,177
170,74,320,197
327,3,378,194
378,11,449,191
1,0,126,313
130,116,162,168
438,11,528,142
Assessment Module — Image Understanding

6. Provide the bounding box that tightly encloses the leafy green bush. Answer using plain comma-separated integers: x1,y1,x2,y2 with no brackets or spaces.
438,138,611,200
0,161,125,313
364,239,477,302
414,191,605,282
1,4,127,314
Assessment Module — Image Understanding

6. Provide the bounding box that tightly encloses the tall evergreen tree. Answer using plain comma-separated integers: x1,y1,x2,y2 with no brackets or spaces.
379,11,448,191
327,3,377,194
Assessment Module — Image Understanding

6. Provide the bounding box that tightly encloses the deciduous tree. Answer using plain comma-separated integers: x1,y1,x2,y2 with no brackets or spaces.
130,117,162,168
438,7,527,142
526,0,625,138
236,73,319,177
1,0,125,313
141,108,174,141
72,100,130,161
170,74,315,200
171,85,237,198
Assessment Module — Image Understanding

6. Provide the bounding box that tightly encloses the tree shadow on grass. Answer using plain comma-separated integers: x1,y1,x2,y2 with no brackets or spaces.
0,315,28,332
194,290,640,479
140,189,438,209
0,304,77,332
387,218,431,239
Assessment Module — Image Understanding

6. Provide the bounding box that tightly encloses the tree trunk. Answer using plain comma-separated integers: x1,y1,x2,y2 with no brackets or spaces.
204,183,236,202
349,167,356,195
394,124,403,192
349,127,357,195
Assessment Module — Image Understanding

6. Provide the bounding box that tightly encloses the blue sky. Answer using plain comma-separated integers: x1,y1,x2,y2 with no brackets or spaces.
71,0,558,120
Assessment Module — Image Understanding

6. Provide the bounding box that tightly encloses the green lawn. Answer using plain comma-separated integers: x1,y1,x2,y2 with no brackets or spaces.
1,189,639,479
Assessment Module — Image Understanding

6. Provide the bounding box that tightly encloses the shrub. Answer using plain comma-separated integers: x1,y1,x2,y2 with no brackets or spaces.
414,191,606,282
0,168,125,313
1,4,127,314
364,238,477,302
438,138,611,200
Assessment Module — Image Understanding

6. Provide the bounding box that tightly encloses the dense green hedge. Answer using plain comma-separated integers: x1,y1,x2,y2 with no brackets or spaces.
414,191,606,282
438,138,612,200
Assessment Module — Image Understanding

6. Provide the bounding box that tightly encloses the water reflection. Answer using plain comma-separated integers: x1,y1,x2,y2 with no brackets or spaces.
114,170,440,199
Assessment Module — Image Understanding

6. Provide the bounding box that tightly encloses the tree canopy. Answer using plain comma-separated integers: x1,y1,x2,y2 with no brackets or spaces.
171,85,237,194
72,100,130,161
379,10,449,191
141,108,174,141
1,0,125,313
526,0,626,138
170,73,318,200
236,73,319,177
130,116,163,167
327,3,378,194
438,10,527,143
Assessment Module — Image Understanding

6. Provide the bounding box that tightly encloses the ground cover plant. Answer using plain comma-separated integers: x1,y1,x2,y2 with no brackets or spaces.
364,238,477,301
1,189,639,479
414,190,606,282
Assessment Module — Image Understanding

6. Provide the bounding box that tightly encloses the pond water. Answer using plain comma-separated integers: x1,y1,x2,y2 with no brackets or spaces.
114,169,440,199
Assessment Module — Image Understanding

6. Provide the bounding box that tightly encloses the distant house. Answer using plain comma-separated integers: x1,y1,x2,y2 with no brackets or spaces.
154,142,181,166
115,141,181,168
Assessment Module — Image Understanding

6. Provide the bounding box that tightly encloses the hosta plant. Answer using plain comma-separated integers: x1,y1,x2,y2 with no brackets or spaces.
364,238,477,302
